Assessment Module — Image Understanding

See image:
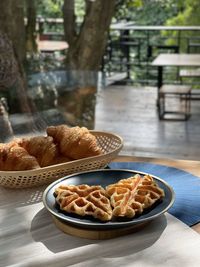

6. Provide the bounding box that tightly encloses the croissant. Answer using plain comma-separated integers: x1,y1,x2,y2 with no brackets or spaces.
0,142,40,171
18,136,59,167
46,125,102,160
50,155,72,165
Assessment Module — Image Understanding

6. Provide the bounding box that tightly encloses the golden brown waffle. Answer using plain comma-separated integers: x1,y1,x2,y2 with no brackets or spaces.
106,174,165,218
55,184,112,221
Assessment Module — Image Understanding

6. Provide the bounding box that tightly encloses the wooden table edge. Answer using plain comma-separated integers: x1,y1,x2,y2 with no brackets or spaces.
113,154,200,234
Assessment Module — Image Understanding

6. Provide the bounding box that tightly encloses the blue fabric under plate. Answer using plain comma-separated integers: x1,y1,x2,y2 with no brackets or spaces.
109,162,200,227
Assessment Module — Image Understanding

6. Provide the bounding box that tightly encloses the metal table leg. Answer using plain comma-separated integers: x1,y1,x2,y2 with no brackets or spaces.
157,66,163,113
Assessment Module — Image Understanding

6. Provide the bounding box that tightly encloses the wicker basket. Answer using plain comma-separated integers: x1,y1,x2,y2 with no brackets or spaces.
0,131,123,189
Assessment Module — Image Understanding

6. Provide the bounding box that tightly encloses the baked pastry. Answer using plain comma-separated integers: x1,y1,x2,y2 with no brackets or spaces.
54,184,112,221
0,142,40,171
0,124,103,170
50,154,72,165
106,174,165,218
18,136,60,167
54,175,165,222
46,125,102,160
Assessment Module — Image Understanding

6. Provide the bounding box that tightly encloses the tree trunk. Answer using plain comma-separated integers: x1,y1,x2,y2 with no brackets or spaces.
63,0,76,46
26,0,37,53
63,0,116,70
62,0,115,129
0,0,26,65
0,0,34,115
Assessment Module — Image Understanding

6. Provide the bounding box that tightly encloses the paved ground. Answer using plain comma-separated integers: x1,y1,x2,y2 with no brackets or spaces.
95,85,200,160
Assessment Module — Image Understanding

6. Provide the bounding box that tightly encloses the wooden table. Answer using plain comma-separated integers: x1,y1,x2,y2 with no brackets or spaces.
114,155,200,234
152,53,200,89
151,53,200,114
38,40,69,53
1,155,200,266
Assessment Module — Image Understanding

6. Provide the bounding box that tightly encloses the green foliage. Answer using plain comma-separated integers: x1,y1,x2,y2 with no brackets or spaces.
132,0,177,25
164,0,200,51
75,0,85,22
37,0,63,18
114,0,178,24
36,0,85,24
114,0,142,21
166,0,200,26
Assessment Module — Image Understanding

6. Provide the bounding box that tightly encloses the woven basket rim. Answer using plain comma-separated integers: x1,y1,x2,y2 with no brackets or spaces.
0,130,123,175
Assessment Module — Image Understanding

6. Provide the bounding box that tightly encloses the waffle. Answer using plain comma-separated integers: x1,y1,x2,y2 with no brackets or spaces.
106,174,165,218
55,184,112,221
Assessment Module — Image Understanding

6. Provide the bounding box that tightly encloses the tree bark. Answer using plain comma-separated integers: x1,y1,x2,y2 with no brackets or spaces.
63,0,116,70
0,0,34,115
0,0,26,65
26,0,38,53
63,0,77,46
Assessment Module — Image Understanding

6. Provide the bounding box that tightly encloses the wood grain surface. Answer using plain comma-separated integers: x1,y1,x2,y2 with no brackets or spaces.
52,216,150,240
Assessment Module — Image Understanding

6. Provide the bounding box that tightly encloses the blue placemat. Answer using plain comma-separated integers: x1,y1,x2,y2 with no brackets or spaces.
109,162,200,227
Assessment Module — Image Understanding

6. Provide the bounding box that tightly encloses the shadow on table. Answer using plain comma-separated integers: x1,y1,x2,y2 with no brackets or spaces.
31,208,96,253
0,185,46,208
31,207,167,257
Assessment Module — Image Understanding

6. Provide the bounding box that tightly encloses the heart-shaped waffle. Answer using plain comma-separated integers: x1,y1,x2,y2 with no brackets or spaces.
106,174,165,218
54,184,112,221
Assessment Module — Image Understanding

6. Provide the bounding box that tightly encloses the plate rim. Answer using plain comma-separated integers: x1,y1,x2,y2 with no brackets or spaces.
43,169,175,229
